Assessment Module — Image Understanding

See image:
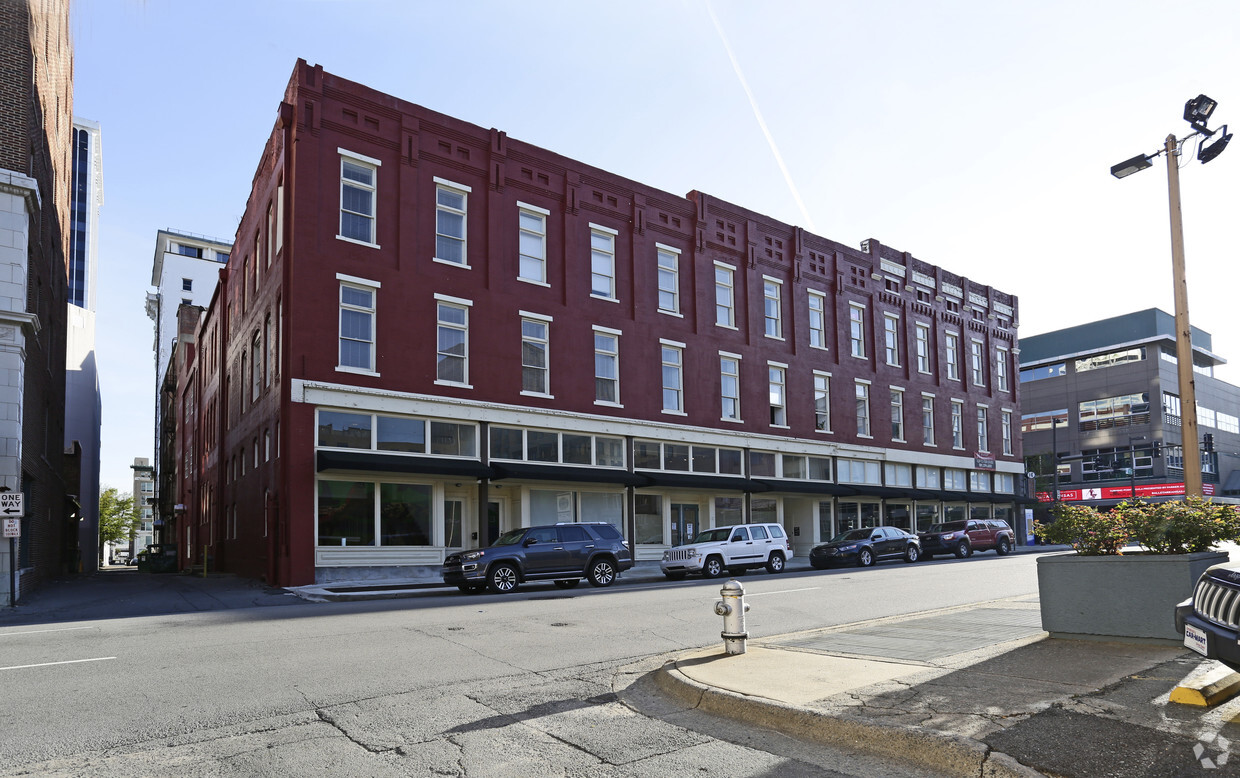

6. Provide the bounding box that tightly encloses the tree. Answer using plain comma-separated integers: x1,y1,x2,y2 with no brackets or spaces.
98,487,138,548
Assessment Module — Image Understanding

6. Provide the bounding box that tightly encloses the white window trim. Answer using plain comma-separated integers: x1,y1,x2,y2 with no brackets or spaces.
337,149,380,248
945,331,961,380
520,314,553,399
762,275,784,341
720,351,743,424
921,392,936,447
848,302,867,360
950,400,965,450
660,340,685,416
593,326,622,408
434,178,471,268
337,280,378,376
891,386,906,442
434,295,473,389
813,370,833,434
336,273,381,289
517,201,549,285
768,361,788,429
589,223,618,301
808,289,829,351
656,243,682,316
915,321,932,374
970,338,986,387
855,379,872,439
714,261,737,330
996,346,1010,392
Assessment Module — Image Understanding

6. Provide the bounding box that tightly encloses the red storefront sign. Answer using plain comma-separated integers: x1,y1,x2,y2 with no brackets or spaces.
1037,483,1217,502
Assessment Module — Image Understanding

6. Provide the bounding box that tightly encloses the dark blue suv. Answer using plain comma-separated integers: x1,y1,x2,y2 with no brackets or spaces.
443,522,633,594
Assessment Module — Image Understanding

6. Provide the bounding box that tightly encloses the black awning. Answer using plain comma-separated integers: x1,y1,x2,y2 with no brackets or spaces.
982,493,1019,504
751,479,856,496
316,450,492,478
846,485,909,499
936,490,972,501
490,462,647,486
640,472,769,492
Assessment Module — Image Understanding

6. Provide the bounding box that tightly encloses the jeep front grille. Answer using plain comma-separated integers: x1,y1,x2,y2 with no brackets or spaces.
1195,578,1240,629
665,549,698,562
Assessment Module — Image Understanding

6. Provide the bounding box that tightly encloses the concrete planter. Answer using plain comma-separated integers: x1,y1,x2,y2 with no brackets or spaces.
1037,550,1228,643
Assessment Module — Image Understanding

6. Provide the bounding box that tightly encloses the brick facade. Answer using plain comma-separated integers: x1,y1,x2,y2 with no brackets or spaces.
174,61,1025,587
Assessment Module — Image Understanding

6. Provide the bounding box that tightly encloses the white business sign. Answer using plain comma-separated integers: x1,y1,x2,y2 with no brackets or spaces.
0,493,22,518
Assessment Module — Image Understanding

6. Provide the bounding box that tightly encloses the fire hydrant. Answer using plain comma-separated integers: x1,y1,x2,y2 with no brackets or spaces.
714,579,750,655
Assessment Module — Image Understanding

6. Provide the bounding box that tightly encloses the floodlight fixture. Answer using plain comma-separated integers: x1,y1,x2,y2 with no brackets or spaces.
1198,125,1232,164
1110,153,1153,179
1184,94,1218,133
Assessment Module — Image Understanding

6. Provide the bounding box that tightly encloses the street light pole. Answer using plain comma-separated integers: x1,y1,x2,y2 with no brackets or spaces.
1163,134,1203,498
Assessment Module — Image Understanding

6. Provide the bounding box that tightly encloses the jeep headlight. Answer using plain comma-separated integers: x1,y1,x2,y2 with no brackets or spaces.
460,550,485,562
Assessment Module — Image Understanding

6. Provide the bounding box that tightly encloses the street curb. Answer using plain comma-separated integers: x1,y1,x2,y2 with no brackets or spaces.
654,659,1042,778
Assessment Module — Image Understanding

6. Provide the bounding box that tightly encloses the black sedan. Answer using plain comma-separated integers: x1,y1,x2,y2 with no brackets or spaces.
809,526,920,568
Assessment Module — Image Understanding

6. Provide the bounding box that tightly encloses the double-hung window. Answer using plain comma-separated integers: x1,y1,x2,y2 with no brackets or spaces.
921,395,935,445
435,179,469,265
970,339,986,386
915,322,931,373
945,332,960,381
661,341,685,414
814,372,832,432
338,150,379,246
657,245,680,314
714,263,736,327
520,314,551,396
435,295,471,385
1001,410,1013,455
590,225,617,299
594,327,620,405
849,303,867,358
883,313,900,366
337,275,378,373
768,363,787,426
763,277,783,339
977,406,989,451
891,388,905,441
518,203,548,284
251,331,262,401
856,380,871,437
720,353,741,422
951,400,965,448
995,346,1010,392
808,290,827,349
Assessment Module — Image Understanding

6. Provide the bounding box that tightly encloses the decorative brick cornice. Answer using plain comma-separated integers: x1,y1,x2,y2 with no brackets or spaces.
0,169,40,210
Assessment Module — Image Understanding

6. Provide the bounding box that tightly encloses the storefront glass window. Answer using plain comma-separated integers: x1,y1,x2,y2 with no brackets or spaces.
377,416,424,453
317,480,375,545
318,411,372,449
380,483,432,545
635,494,663,545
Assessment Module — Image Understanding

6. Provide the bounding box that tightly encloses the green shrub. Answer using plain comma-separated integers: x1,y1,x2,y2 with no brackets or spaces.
1034,498,1240,555
1033,503,1127,555
1115,497,1240,554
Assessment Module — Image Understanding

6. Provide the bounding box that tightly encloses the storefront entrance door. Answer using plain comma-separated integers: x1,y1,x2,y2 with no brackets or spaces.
671,504,699,547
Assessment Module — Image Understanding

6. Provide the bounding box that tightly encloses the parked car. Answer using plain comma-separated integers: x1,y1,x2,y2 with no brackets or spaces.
1176,562,1240,673
660,523,792,579
918,519,1014,559
442,522,633,594
810,526,920,568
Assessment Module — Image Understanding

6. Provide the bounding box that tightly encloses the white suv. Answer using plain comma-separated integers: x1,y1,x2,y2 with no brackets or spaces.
660,523,793,580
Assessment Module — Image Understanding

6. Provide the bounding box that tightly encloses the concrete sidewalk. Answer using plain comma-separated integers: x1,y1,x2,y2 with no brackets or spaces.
654,595,1240,776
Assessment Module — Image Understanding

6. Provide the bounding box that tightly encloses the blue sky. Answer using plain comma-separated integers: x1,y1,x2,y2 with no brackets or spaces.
72,0,1240,491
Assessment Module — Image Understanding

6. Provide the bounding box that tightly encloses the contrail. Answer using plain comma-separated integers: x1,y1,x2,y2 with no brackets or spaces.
704,0,817,233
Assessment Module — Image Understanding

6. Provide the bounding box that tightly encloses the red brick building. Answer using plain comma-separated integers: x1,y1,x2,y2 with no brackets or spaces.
0,0,75,602
173,61,1025,587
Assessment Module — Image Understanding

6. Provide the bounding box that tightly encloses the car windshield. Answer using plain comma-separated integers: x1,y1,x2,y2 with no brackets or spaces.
831,528,875,543
492,528,529,546
927,521,968,533
691,528,732,544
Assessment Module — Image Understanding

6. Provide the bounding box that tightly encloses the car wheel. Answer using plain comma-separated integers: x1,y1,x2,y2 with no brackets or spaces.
553,579,580,589
954,541,970,559
858,547,874,567
997,537,1012,556
664,572,687,581
702,555,725,579
487,563,520,594
587,558,617,587
766,553,786,574
904,545,920,563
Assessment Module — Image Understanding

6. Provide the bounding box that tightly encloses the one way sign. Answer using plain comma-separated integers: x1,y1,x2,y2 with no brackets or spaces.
0,493,23,518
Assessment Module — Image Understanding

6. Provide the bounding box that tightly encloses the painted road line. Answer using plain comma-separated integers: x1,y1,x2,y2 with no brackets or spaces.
0,657,116,671
0,626,96,637
746,587,822,597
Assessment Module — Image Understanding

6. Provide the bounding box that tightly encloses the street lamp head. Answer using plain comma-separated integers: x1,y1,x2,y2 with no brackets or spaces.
1198,125,1232,164
1111,153,1153,179
1184,94,1218,133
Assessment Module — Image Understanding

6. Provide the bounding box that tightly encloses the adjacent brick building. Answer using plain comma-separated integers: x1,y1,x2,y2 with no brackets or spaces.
0,0,75,603
172,61,1027,587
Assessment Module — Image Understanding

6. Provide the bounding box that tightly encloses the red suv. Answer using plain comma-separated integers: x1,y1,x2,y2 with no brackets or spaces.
918,519,1014,559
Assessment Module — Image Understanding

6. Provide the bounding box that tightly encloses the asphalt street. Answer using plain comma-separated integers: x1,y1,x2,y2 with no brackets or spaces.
0,552,1046,776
